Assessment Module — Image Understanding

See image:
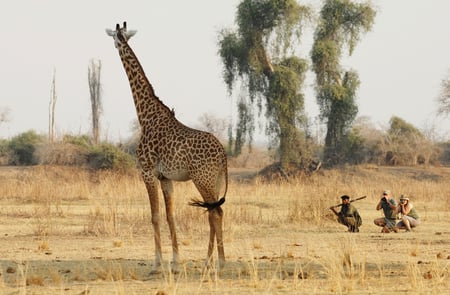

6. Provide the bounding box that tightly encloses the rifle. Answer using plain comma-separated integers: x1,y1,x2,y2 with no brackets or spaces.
330,195,367,209
329,196,366,217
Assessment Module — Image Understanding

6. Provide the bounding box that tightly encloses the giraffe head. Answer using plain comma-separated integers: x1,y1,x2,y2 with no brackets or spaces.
106,21,137,48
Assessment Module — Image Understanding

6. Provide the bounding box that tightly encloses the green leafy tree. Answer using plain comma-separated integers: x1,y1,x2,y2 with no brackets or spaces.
311,0,375,165
388,116,423,139
218,0,311,167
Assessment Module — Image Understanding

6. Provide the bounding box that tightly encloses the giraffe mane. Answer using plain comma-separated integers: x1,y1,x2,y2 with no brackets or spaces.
120,41,175,117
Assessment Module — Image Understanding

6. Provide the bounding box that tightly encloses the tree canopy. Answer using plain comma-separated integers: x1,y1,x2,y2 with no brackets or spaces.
218,0,312,166
437,70,450,117
311,0,375,165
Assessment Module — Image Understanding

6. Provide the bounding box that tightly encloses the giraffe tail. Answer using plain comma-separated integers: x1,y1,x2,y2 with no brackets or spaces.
189,197,225,211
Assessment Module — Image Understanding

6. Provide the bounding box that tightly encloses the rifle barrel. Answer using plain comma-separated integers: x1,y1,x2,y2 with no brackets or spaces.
332,195,366,208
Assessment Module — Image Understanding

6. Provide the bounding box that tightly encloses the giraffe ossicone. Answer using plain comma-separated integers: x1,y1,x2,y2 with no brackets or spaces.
105,22,137,49
106,21,228,273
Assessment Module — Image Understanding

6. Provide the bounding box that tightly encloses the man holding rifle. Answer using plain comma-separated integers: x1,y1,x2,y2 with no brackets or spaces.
330,195,363,232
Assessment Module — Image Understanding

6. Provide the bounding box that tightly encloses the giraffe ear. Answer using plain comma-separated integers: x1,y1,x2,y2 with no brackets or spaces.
126,30,137,38
105,29,115,36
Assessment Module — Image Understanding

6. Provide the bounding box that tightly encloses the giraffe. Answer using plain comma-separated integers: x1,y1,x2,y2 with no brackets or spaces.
106,22,228,272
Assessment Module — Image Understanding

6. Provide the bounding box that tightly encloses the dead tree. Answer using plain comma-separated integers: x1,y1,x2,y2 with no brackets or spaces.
88,59,102,144
48,68,57,143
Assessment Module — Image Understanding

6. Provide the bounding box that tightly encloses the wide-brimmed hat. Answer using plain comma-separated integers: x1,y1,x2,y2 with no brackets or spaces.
383,190,391,195
340,195,350,200
400,195,410,201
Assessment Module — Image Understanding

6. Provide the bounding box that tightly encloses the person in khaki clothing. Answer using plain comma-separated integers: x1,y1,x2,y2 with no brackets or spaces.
374,190,397,233
332,195,362,232
394,195,420,232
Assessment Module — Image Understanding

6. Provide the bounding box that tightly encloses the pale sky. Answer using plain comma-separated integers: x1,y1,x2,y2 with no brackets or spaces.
1,1,449,143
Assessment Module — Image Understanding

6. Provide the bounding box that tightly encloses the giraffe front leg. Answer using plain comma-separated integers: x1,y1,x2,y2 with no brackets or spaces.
160,179,180,273
143,174,163,274
150,211,163,274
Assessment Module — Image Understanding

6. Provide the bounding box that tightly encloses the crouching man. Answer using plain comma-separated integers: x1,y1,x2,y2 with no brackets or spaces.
331,195,362,232
374,190,398,233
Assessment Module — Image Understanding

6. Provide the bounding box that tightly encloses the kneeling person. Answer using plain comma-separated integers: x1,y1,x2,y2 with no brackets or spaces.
395,196,420,232
374,190,398,233
334,195,362,232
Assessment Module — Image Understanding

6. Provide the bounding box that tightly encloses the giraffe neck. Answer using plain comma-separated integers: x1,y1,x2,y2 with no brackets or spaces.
117,42,173,126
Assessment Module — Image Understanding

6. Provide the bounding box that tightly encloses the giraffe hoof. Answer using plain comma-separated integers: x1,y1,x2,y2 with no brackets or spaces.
218,260,226,270
149,269,162,275
170,259,180,274
150,263,162,275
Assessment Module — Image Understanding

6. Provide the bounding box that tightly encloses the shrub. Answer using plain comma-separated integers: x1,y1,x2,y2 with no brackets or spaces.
0,139,8,165
63,134,93,149
437,141,450,165
35,142,89,166
87,143,136,171
8,130,44,165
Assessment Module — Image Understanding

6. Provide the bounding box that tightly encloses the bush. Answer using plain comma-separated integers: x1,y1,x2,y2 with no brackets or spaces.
35,142,89,166
437,141,450,165
0,139,8,165
0,131,138,171
63,134,93,149
87,143,136,171
8,130,44,165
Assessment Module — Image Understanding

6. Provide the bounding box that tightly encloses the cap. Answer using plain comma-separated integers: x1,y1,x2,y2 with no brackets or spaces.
383,190,391,195
340,195,350,200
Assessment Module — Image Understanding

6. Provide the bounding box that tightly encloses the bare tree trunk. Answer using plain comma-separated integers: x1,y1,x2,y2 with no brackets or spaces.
48,68,57,143
88,59,102,144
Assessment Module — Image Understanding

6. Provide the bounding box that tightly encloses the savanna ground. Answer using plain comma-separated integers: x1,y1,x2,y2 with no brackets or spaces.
0,164,449,294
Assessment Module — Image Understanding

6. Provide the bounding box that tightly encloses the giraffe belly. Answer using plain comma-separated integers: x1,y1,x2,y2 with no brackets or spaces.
156,163,190,181
164,170,190,181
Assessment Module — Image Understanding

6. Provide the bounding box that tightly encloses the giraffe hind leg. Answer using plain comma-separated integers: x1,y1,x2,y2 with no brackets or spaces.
189,197,226,268
205,207,225,269
207,210,216,263
212,207,225,268
189,176,226,269
200,203,224,269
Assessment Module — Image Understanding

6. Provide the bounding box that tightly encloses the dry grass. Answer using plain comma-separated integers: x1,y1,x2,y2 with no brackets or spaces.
0,164,449,294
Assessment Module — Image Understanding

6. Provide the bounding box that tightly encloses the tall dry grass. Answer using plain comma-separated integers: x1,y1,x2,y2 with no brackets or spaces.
1,167,284,236
1,164,449,238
